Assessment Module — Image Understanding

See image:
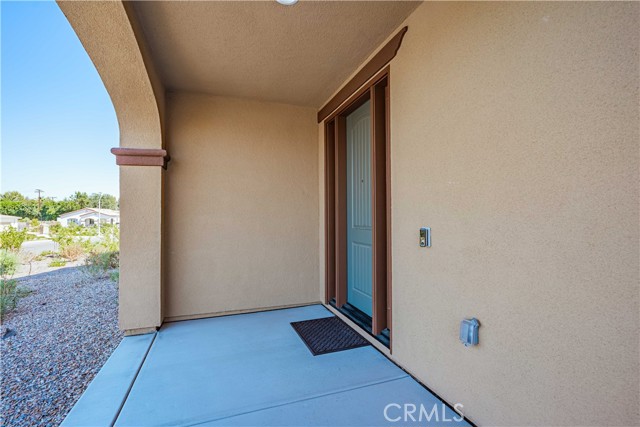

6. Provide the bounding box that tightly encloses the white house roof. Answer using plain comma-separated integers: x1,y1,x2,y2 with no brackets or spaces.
79,209,120,218
0,215,20,224
58,208,120,219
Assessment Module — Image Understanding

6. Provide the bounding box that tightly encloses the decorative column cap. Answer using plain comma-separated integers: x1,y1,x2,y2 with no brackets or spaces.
111,148,170,169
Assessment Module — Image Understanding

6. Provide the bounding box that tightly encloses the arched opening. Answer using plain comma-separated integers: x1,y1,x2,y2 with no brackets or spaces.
0,2,123,425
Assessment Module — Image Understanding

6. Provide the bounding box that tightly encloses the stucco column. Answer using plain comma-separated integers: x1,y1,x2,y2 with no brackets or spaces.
57,0,167,334
113,149,168,334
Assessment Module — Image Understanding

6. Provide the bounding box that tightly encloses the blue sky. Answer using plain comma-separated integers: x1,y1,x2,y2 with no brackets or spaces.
1,0,119,200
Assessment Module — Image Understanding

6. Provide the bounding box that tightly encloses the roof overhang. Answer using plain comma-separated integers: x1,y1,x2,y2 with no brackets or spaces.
128,1,420,107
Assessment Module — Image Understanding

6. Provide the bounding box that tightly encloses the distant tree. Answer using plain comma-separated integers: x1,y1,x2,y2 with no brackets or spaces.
0,191,26,202
0,191,118,220
0,201,22,217
0,199,39,219
69,192,91,209
20,200,40,219
42,199,64,221
88,193,118,210
57,199,79,214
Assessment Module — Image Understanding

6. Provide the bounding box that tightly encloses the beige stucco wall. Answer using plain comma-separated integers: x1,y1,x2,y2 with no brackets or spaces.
58,1,165,331
164,93,320,319
119,167,163,330
320,2,639,425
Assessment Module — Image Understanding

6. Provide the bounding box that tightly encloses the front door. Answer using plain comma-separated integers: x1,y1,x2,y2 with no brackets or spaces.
346,100,373,317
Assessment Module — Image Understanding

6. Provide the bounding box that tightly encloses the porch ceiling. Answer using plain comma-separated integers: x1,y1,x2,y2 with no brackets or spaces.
130,1,421,107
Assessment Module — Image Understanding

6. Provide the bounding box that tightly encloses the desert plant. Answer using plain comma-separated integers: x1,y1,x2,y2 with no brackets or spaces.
0,227,27,252
51,226,75,247
94,226,119,253
48,259,67,267
51,225,97,259
109,270,119,283
20,251,38,276
0,279,31,322
0,250,19,277
83,251,119,278
1,279,19,321
59,242,86,261
34,250,56,261
80,238,98,253
0,250,29,322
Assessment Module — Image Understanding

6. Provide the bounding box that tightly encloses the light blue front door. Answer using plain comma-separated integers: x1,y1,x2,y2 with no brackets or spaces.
346,100,373,317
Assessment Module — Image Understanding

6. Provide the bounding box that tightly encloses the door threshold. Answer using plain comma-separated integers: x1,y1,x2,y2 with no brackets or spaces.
329,299,390,348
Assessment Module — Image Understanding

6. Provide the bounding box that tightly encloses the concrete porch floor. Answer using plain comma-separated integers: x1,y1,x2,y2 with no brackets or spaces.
62,305,469,426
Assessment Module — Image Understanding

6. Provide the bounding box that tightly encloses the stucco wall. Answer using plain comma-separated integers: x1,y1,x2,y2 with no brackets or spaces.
119,167,163,331
58,1,165,332
165,93,320,319
320,2,639,425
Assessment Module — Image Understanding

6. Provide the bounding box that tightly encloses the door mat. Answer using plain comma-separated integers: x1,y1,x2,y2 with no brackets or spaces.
291,316,370,356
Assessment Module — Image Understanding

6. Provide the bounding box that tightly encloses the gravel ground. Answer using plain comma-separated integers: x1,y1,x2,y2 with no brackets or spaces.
1,264,122,426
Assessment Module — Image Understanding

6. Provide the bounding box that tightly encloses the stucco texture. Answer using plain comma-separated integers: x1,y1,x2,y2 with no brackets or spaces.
165,93,319,319
119,167,163,330
380,2,638,425
58,1,165,331
131,1,420,107
60,1,639,424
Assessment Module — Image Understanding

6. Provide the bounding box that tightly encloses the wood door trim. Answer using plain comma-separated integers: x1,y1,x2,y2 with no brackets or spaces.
324,121,336,303
323,68,392,346
371,79,388,335
325,67,388,124
385,83,393,350
334,116,348,308
317,26,407,123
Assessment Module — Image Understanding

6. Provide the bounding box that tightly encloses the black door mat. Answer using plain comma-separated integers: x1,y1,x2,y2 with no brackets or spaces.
291,316,370,356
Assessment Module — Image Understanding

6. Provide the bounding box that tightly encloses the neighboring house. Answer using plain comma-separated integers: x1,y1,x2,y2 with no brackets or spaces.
0,215,20,231
57,208,120,227
58,2,639,426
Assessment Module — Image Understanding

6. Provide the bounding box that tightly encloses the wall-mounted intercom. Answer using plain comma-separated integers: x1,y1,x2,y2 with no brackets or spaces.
419,227,431,247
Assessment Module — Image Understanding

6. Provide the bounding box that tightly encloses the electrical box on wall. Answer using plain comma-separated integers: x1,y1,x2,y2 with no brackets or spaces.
460,318,480,347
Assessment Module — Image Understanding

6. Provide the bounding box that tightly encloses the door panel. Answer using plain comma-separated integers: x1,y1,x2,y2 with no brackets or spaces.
346,100,373,316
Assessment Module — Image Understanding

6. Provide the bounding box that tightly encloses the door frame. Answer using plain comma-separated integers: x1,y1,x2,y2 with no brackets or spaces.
324,66,392,342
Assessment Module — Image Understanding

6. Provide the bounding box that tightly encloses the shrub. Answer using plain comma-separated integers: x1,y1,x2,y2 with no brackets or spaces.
51,226,74,247
20,252,38,276
0,279,30,321
83,251,119,278
59,242,86,261
0,250,19,277
80,238,98,253
0,227,27,252
95,227,119,253
52,225,98,260
48,259,67,267
109,270,119,283
1,279,19,321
